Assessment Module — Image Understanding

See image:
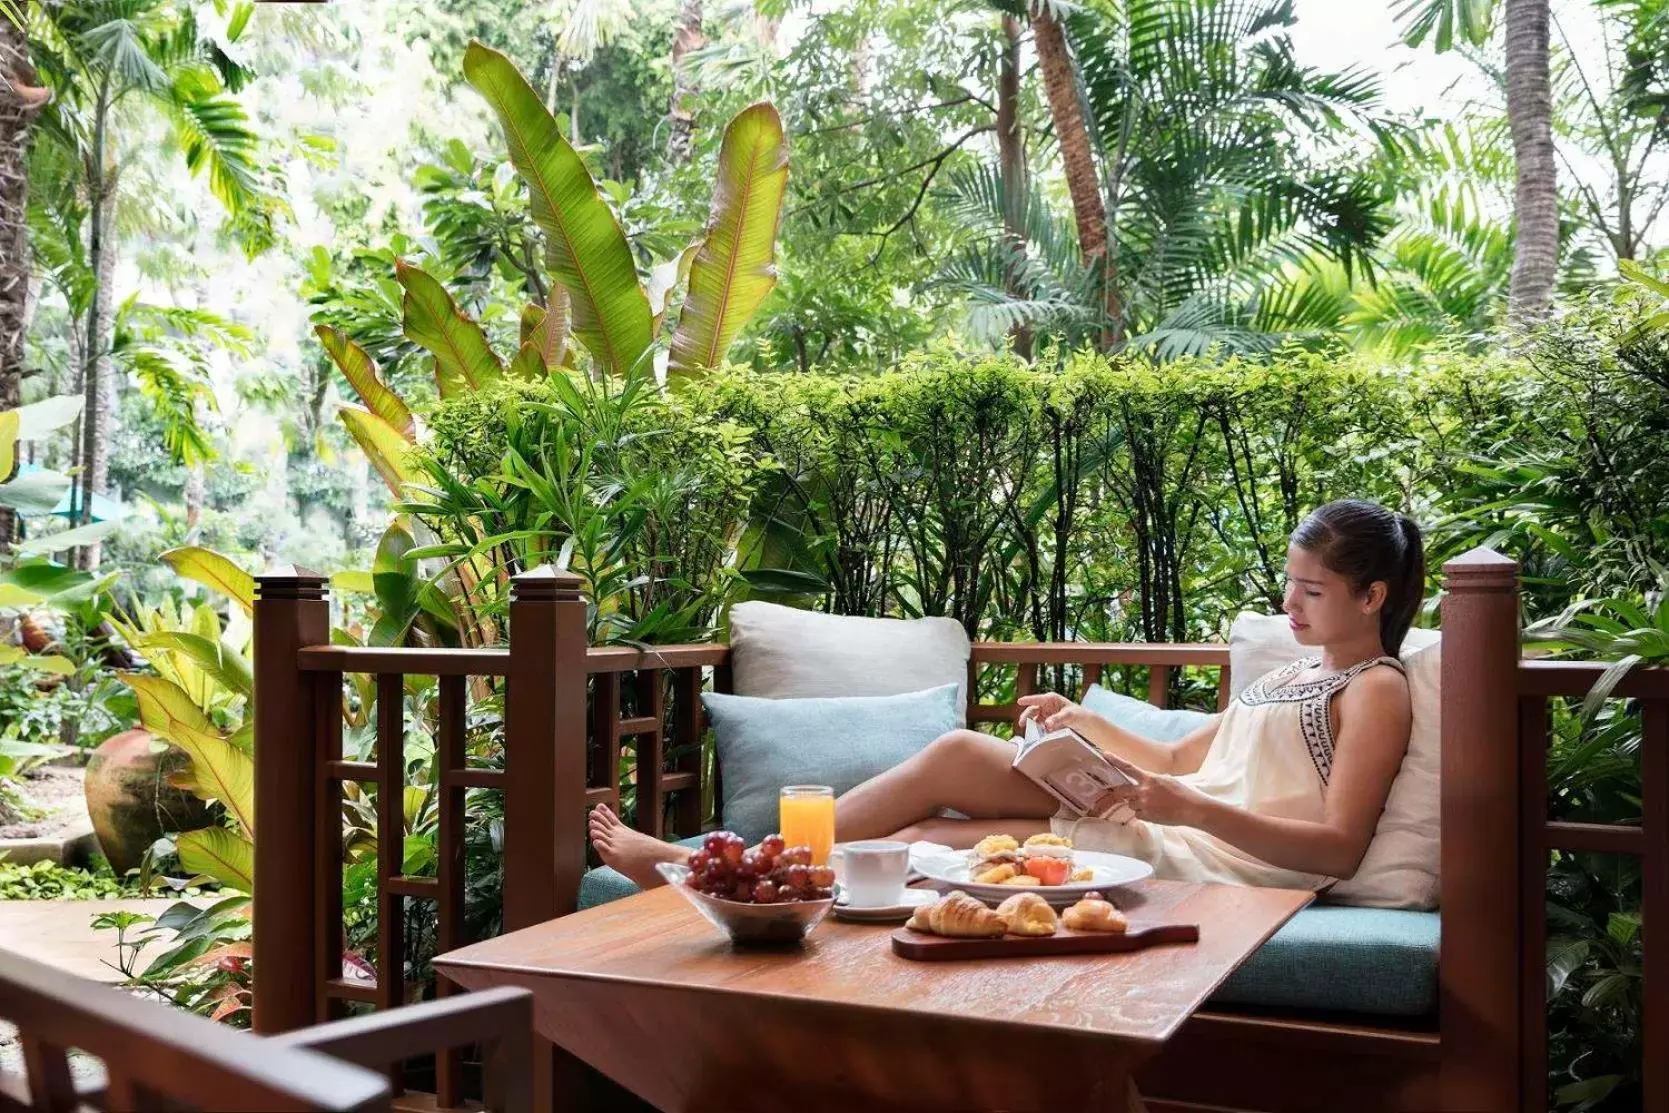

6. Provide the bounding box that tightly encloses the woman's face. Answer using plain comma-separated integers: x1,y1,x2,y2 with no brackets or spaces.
1282,543,1385,647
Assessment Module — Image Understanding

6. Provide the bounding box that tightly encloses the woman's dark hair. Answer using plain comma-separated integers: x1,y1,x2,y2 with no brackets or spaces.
1290,500,1426,655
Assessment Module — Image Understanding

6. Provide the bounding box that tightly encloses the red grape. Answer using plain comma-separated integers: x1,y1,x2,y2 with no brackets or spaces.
760,834,787,858
753,880,779,904
783,864,810,890
729,879,754,902
808,866,835,889
703,831,731,856
687,849,711,871
779,846,812,867
721,834,746,866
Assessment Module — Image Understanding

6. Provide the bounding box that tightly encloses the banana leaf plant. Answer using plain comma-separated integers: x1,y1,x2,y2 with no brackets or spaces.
107,526,461,893
319,44,789,626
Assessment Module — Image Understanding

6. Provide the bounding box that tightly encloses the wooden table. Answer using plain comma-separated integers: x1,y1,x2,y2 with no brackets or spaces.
435,879,1310,1113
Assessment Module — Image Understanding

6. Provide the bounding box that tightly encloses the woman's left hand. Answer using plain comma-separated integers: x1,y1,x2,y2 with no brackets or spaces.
1097,752,1212,828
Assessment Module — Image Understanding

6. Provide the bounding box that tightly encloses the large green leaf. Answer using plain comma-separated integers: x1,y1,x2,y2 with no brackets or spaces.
14,519,119,554
161,547,255,615
10,395,83,440
175,827,254,893
0,410,15,477
668,103,789,377
316,325,414,438
463,42,652,376
340,406,422,496
138,632,254,698
521,289,570,369
394,262,503,398
0,469,70,514
121,674,255,837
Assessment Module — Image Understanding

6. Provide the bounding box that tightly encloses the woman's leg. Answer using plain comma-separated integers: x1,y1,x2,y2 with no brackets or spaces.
836,728,1060,842
589,804,689,889
887,816,1056,849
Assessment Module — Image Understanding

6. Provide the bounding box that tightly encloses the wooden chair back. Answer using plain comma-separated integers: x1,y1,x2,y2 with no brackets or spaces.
0,948,532,1113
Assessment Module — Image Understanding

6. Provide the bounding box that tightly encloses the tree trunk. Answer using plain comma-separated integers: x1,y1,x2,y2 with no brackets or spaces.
1505,0,1557,320
184,461,204,530
997,14,1032,361
77,117,116,571
1030,7,1121,347
0,18,46,550
668,0,703,164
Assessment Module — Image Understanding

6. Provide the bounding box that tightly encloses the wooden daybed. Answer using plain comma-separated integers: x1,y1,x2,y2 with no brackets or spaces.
244,548,1665,1113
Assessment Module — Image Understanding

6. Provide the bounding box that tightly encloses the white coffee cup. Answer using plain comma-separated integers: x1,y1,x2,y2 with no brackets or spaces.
829,840,911,908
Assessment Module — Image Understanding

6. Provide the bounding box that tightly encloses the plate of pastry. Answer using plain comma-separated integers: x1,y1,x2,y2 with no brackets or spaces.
891,888,1197,960
912,833,1153,908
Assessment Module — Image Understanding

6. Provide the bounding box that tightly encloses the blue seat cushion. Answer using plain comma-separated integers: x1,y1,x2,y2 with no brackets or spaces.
1211,905,1440,1017
578,836,706,911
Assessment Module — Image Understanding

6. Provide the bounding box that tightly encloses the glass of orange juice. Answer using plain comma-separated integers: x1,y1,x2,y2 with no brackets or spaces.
779,785,836,866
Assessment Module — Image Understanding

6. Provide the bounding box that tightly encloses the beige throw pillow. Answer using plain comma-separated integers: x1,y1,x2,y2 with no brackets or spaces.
727,602,972,723
1227,612,1441,910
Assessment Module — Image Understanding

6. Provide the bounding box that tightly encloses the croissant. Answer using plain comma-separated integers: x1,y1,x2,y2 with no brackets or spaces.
1061,892,1128,934
907,890,1009,938
995,891,1059,937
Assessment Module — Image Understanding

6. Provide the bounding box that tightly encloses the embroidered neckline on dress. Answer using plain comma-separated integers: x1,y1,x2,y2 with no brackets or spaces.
1237,654,1404,786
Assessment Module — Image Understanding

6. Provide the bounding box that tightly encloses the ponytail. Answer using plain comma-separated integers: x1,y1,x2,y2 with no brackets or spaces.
1291,500,1428,656
1381,514,1425,656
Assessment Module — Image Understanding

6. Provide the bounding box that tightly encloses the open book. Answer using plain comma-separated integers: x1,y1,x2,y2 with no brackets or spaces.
1013,717,1137,822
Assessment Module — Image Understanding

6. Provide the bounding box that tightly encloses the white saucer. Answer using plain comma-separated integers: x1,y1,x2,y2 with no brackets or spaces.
831,887,936,924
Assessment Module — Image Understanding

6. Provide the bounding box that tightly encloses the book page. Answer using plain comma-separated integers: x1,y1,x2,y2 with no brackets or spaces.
1011,728,1134,820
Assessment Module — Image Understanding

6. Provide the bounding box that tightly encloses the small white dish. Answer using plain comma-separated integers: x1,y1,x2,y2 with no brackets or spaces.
831,886,936,924
912,848,1154,908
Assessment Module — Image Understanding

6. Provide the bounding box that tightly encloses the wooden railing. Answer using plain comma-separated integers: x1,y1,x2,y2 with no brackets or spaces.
251,565,720,1107
1442,549,1665,1111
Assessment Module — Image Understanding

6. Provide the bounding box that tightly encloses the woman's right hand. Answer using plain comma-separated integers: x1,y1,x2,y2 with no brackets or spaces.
1016,691,1090,734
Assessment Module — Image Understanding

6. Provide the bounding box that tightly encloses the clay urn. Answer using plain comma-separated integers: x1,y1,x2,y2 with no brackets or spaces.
83,729,215,874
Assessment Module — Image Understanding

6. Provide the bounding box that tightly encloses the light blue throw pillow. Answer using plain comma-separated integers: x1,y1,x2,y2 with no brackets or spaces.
703,683,962,844
1080,683,1212,741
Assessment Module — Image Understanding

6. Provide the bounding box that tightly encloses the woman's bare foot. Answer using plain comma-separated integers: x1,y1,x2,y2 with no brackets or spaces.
588,804,686,890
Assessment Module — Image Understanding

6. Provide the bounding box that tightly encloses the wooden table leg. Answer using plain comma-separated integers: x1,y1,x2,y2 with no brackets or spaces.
536,1035,592,1113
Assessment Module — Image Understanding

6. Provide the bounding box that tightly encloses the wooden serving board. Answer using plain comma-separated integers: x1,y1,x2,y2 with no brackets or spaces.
890,922,1199,961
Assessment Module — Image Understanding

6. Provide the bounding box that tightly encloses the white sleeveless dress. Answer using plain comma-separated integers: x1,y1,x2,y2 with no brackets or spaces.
1051,655,1405,891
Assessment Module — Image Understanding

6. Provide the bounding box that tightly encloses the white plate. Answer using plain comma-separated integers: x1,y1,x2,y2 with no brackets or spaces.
831,887,936,924
912,849,1154,908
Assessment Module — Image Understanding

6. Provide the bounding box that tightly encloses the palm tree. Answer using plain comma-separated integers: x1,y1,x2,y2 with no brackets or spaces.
947,0,1390,359
1504,0,1557,317
0,12,50,549
1395,0,1558,319
668,0,703,163
27,0,270,567
1030,2,1118,347
544,0,634,141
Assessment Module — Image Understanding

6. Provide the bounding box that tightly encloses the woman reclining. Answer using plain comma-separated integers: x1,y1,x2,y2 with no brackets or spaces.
592,498,1422,894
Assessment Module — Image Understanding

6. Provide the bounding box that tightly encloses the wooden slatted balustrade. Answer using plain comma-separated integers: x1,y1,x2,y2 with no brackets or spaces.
252,565,723,1111
1516,658,1668,1111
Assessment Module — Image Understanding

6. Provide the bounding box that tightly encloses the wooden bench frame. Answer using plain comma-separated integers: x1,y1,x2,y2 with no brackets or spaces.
248,548,1665,1113
0,948,533,1112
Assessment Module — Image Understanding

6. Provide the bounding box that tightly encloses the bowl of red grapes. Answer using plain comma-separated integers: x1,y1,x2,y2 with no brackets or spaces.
655,831,837,945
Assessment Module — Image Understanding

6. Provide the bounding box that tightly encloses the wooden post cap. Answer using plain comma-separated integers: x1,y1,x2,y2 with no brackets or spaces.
253,564,329,601
509,564,585,602
1442,546,1519,591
